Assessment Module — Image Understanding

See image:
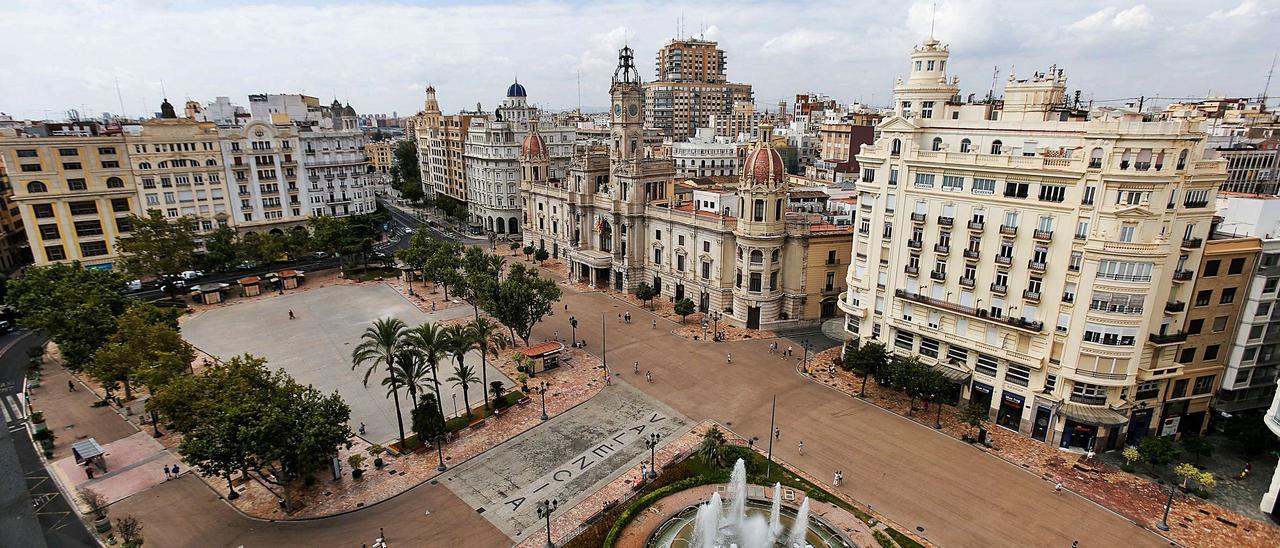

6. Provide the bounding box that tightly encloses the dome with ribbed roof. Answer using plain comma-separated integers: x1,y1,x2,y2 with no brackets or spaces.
506,80,527,98
521,120,547,158
742,122,786,188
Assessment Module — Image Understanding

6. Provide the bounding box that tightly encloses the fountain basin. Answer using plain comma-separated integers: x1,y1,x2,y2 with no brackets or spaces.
645,496,854,548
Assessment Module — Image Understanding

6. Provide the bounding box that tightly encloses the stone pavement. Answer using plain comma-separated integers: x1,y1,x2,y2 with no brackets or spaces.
51,431,179,505
442,381,692,542
181,282,512,446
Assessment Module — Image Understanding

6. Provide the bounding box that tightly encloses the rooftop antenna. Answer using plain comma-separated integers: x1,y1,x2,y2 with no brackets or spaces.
988,65,1000,100
929,2,937,40
160,80,167,100
114,76,127,118
576,70,582,113
1263,52,1277,109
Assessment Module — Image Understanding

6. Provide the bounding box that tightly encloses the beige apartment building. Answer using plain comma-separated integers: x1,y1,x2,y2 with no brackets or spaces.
644,38,753,142
0,157,30,270
365,139,394,176
414,86,475,206
841,38,1226,451
126,105,233,239
219,120,306,233
0,129,138,268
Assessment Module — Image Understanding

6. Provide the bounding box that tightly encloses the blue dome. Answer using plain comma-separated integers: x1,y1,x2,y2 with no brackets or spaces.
506,81,527,98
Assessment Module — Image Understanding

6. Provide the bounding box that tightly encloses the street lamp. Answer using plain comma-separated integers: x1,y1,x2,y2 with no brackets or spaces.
538,382,550,421
1156,481,1176,531
645,433,661,479
801,340,814,371
933,392,943,429
710,311,721,340
536,499,559,548
569,316,578,347
434,430,447,472
452,393,458,419
150,410,163,438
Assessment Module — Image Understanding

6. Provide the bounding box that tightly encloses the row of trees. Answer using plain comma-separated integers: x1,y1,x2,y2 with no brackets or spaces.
115,208,393,285
843,342,955,410
148,355,351,511
352,316,509,451
389,140,425,203
397,231,562,345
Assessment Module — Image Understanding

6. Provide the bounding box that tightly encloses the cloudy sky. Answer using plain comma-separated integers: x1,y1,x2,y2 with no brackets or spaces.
1,0,1276,120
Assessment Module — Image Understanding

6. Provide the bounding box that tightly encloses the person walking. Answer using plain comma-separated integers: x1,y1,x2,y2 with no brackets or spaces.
171,463,180,478
797,440,804,455
774,427,780,441
617,313,622,323
625,311,631,323
163,466,171,480
726,353,732,363
67,379,76,392
833,471,840,486
646,370,652,383
84,466,95,480
1054,482,1063,494
288,309,295,320
553,330,559,341
652,319,657,329
633,361,639,374
564,303,569,311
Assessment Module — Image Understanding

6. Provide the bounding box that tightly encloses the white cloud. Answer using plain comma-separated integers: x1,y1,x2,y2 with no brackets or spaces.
0,1,1274,119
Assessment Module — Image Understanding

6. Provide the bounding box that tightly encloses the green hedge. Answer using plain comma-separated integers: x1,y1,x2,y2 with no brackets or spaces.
444,390,525,433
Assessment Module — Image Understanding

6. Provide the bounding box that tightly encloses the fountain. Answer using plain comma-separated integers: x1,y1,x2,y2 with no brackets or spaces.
648,459,850,548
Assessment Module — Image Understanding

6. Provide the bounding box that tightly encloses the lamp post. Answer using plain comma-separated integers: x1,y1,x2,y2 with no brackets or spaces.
645,433,661,479
536,499,559,548
150,410,163,438
569,316,578,347
435,431,447,472
539,382,550,421
452,393,458,419
933,392,943,429
711,311,721,340
1156,481,1175,531
801,340,814,372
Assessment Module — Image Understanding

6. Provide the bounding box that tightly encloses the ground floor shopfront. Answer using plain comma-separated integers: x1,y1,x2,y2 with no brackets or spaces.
963,379,1140,453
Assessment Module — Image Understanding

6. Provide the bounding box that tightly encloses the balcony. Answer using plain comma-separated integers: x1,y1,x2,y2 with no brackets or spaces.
934,244,950,254
1172,269,1194,282
1184,201,1209,209
1069,393,1108,406
995,255,1012,266
1088,158,1102,169
990,283,1008,295
1148,331,1188,345
1000,225,1018,236
1165,301,1185,313
930,270,947,281
858,227,870,236
904,265,920,276
963,249,980,260
1023,290,1041,302
968,220,985,231
907,239,923,249
938,216,954,227
1135,161,1151,171
895,289,1043,333
911,212,926,223
959,276,976,288
1181,237,1203,249
1033,229,1053,241
1028,260,1047,273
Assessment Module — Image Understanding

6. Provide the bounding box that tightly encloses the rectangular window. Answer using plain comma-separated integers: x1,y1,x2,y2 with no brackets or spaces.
111,198,130,212
32,204,54,218
1082,185,1096,205
1005,363,1031,387
57,148,78,156
1204,345,1220,361
1203,260,1220,277
1037,184,1066,202
62,162,82,170
942,175,964,191
67,178,87,190
972,178,996,194
1003,181,1029,198
894,331,914,351
749,272,761,292
1228,257,1245,275
116,216,133,233
919,337,939,358
862,168,875,182
1192,375,1216,395
44,245,66,261
1220,287,1236,304
68,201,98,215
1179,347,1196,363
1195,290,1212,306
913,173,935,189
38,224,59,239
1119,225,1135,242
975,354,998,377
79,240,108,257
1212,316,1228,332
16,149,37,157
73,220,103,236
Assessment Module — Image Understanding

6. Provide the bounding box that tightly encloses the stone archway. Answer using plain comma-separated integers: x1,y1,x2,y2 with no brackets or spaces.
508,217,519,234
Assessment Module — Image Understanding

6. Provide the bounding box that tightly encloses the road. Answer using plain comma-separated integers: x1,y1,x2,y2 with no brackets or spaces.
0,330,96,548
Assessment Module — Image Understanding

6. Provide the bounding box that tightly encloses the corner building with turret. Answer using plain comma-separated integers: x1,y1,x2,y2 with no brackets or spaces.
521,47,853,329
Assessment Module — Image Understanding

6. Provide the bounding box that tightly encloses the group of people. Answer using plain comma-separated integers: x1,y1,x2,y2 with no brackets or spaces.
768,342,796,358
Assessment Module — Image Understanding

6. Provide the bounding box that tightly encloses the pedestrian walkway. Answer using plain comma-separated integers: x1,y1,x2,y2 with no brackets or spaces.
0,392,24,425
51,431,179,506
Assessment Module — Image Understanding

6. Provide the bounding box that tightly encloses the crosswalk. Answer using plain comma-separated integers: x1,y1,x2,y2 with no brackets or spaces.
1,392,25,425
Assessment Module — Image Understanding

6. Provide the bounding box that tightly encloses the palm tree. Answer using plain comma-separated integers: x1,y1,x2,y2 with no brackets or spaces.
406,322,450,441
468,317,508,410
381,349,435,409
441,323,477,414
447,362,480,421
352,317,410,448
697,425,728,467
487,255,507,281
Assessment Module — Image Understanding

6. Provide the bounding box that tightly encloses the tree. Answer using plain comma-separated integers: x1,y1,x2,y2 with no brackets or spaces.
489,263,562,345
393,140,421,189
396,230,433,288
400,180,425,203
1174,462,1199,488
1137,435,1180,469
447,362,480,421
351,318,411,449
508,242,520,255
87,303,195,400
522,245,535,262
489,381,507,408
846,341,887,397
116,515,144,548
382,349,435,409
533,249,549,264
634,282,657,310
441,323,477,415
406,322,449,434
673,298,695,323
959,403,988,440
202,226,240,272
424,240,463,299
7,263,127,369
696,425,728,467
1180,435,1213,466
468,317,508,411
117,210,197,288
411,393,446,444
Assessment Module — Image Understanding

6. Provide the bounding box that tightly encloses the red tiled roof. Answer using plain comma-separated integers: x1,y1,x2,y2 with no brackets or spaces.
810,223,853,233
518,342,563,357
790,190,829,199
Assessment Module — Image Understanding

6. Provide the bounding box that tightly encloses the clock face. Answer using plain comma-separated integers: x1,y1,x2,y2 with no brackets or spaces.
627,104,639,117
613,104,622,116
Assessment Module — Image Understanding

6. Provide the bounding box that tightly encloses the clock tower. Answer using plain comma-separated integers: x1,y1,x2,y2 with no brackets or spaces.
610,45,643,161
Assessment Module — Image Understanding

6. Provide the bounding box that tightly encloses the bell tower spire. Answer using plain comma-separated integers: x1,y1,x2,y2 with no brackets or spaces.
610,46,644,161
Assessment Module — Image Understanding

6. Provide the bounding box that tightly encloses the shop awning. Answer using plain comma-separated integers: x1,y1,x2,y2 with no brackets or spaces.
931,363,971,384
71,438,104,464
1059,402,1129,426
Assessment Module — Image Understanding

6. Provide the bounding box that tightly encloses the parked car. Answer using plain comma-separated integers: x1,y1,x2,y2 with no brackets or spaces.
236,261,258,270
312,251,329,259
0,320,14,334
179,270,204,280
402,227,413,235
127,279,143,291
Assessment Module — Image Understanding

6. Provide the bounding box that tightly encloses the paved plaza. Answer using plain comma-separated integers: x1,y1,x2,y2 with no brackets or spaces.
182,284,514,445
441,382,692,542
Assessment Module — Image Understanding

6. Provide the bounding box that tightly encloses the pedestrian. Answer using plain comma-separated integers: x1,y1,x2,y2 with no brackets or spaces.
748,438,755,450
288,309,295,320
787,346,793,357
838,470,844,486
833,471,840,486
646,370,652,383
652,319,656,329
163,466,171,480
359,422,367,435
726,353,732,363
774,427,780,440
769,342,776,354
634,361,639,374
553,330,559,341
618,313,622,323
640,462,647,479
1240,462,1252,479
431,301,437,311
85,466,94,480
68,379,76,392
1054,482,1063,494
798,441,804,455
564,303,569,311
171,464,180,478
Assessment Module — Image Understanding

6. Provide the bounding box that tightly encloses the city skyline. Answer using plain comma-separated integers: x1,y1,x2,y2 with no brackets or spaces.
2,0,1278,120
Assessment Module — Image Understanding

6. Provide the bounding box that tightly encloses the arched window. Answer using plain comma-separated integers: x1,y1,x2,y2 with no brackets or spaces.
138,162,152,169
959,138,971,153
1089,147,1103,168
990,140,1003,155
206,159,217,166
770,249,780,262
891,139,902,156
106,176,124,188
750,250,763,264
1177,150,1188,170
26,181,47,193
931,137,943,151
